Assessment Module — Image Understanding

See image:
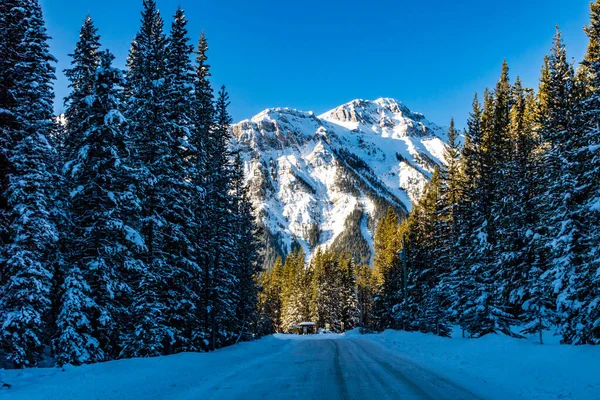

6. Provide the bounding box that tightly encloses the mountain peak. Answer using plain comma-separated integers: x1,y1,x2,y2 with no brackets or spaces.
250,107,316,123
231,97,448,268
319,97,409,117
318,98,442,139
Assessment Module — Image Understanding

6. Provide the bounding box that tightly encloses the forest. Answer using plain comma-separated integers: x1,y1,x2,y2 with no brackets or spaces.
376,15,600,344
259,7,600,346
0,0,262,368
2,0,600,373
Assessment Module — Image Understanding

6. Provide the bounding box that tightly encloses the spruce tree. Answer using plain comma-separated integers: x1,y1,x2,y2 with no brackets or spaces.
190,31,214,348
435,120,461,331
121,0,174,357
54,16,103,365
566,6,600,343
339,254,359,331
0,0,59,367
356,264,376,329
537,28,582,344
207,86,238,348
62,16,100,165
0,0,22,273
371,208,403,330
231,152,263,340
504,79,551,334
310,249,343,332
280,247,307,331
258,257,284,332
407,168,450,336
447,95,482,335
56,45,146,364
161,6,197,353
465,70,516,337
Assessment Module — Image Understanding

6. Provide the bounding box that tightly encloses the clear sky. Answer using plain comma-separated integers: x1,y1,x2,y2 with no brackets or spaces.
41,0,591,127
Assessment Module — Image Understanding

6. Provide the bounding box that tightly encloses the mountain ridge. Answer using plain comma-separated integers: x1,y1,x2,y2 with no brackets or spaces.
231,98,448,268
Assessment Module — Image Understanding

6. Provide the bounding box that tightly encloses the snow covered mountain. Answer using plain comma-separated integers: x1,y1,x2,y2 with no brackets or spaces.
231,98,448,267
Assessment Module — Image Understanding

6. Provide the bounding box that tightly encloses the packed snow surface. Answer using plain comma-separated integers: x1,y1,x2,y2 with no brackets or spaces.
2,329,597,399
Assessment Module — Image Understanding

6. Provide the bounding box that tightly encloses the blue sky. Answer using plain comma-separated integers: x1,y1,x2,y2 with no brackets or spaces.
42,0,591,127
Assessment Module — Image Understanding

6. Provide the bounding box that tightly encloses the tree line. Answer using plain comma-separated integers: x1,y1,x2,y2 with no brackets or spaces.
259,246,375,333
0,0,262,368
372,3,600,345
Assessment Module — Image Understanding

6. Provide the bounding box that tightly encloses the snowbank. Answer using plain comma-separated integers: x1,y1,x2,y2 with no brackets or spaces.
0,337,292,400
1,330,598,399
367,328,600,399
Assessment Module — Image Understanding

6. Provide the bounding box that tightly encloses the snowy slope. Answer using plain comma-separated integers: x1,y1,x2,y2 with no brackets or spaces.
231,98,447,266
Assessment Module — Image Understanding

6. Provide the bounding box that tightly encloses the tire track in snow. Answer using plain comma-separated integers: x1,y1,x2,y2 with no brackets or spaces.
349,338,481,400
332,340,349,400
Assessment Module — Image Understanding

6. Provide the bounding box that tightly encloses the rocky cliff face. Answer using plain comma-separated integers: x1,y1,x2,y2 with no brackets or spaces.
231,98,447,268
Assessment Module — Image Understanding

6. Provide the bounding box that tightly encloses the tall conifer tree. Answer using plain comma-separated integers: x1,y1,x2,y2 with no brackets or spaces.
56,47,145,364
162,6,197,353
190,31,214,348
0,0,59,367
230,152,263,340
121,0,173,357
537,28,582,344
566,6,600,343
206,86,237,349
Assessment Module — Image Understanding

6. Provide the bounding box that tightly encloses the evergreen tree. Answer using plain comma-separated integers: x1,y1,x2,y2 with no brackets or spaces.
466,65,519,337
462,91,497,335
62,15,101,166
0,0,271,366
55,45,145,364
435,120,461,333
310,250,342,332
537,28,582,344
504,79,552,339
161,6,197,353
231,152,263,340
447,95,482,336
54,16,103,365
121,0,174,357
339,254,359,331
371,208,403,330
207,86,238,349
190,31,213,348
280,247,308,331
0,0,59,367
407,168,450,336
0,0,20,290
258,257,284,332
355,264,376,330
565,6,600,343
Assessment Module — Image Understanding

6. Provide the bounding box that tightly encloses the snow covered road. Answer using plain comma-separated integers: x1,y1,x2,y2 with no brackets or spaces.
201,335,479,400
4,331,598,399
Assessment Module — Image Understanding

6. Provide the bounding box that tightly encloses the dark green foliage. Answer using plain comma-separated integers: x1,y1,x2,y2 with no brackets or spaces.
371,16,600,345
261,226,288,271
0,1,264,368
258,257,284,333
230,152,263,342
330,208,371,265
0,0,59,367
261,247,360,333
304,222,320,249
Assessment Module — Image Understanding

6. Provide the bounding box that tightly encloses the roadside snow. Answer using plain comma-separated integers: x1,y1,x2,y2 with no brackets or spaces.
1,329,597,400
368,328,600,400
0,337,292,400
